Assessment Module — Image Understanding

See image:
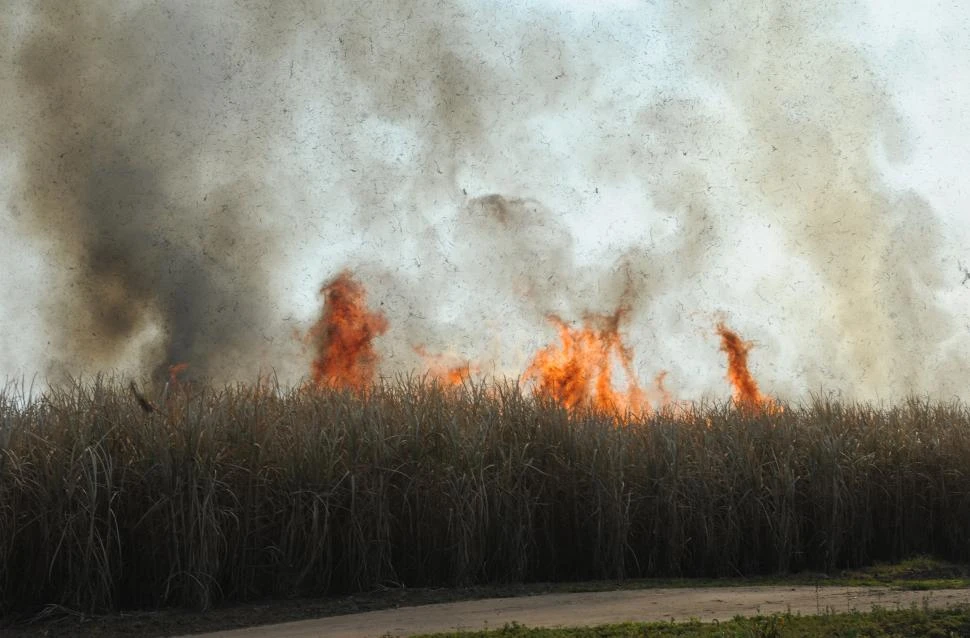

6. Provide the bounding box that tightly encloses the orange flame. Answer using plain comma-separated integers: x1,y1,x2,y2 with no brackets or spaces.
413,346,476,386
524,309,648,415
716,322,779,413
308,270,388,392
303,272,787,414
168,362,189,386
654,370,673,408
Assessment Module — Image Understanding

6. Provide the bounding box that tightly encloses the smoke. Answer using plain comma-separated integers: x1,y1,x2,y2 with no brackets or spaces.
655,0,962,396
3,0,966,399
7,3,292,381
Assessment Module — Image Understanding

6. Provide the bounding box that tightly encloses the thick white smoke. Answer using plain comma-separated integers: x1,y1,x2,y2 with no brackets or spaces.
1,0,968,401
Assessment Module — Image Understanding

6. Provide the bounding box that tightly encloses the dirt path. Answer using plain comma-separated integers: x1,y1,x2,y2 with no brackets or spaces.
185,586,970,638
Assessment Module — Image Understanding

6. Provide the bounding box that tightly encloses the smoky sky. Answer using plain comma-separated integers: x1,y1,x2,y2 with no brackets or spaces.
2,0,967,399
6,3,290,381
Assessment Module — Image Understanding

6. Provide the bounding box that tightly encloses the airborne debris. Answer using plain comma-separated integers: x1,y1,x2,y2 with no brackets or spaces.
129,381,156,414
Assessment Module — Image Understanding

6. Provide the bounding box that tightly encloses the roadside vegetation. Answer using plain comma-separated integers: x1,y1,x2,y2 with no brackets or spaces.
414,606,970,638
2,376,970,618
4,563,969,637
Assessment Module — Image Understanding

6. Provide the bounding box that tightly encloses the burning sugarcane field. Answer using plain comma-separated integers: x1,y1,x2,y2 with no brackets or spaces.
2,0,970,629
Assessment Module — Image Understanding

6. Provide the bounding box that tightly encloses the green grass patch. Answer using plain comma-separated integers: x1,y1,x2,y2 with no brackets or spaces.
414,606,970,637
836,556,970,589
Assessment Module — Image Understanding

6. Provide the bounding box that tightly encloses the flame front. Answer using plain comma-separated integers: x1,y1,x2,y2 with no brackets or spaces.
308,270,388,392
716,322,779,413
524,310,647,415
303,270,784,415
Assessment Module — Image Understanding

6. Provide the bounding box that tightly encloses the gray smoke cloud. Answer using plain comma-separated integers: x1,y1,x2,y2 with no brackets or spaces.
2,0,966,399
7,3,292,381
656,0,962,396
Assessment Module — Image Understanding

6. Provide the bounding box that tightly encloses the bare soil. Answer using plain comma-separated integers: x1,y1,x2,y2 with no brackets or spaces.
186,585,970,638
6,579,969,637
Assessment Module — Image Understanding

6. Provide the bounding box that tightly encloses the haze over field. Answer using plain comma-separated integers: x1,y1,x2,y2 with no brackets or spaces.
1,0,969,401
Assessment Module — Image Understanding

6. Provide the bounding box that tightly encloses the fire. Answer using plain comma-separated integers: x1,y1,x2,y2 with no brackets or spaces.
168,362,189,386
413,346,476,386
303,270,783,415
654,370,673,408
523,309,648,415
716,322,779,413
308,270,388,392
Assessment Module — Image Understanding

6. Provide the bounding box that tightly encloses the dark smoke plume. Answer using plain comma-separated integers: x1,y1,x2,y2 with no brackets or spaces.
12,3,285,380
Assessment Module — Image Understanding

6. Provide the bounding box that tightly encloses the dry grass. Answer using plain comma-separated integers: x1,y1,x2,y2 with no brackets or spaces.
1,376,969,615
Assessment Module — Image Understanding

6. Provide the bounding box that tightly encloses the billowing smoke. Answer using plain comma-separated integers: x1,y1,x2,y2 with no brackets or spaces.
6,3,291,381
655,0,962,396
2,0,967,399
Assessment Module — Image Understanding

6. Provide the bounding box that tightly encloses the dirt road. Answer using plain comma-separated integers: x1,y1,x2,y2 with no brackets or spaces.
186,585,970,638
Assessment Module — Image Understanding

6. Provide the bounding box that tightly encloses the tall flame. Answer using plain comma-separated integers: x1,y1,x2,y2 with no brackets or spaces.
308,270,388,392
716,322,779,413
524,310,647,415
